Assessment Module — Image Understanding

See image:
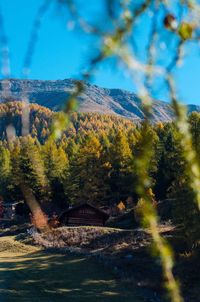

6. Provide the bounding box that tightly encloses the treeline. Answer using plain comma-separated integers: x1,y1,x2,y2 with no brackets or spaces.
0,102,200,245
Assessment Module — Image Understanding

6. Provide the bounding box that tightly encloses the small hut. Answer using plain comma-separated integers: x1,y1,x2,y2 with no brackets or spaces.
59,203,109,227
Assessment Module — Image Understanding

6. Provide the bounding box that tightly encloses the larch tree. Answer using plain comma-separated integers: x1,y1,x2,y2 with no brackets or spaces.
109,130,133,204
67,134,107,205
42,141,69,207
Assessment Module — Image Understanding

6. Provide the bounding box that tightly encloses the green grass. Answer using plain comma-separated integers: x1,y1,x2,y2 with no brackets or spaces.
0,236,146,302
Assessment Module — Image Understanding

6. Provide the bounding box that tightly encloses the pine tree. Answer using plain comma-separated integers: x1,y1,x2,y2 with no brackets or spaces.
18,136,48,202
189,112,200,164
43,141,69,207
154,124,184,200
9,139,23,201
0,144,11,199
109,130,133,205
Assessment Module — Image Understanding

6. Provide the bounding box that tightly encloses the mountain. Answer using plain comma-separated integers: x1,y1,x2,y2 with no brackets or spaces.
0,78,199,122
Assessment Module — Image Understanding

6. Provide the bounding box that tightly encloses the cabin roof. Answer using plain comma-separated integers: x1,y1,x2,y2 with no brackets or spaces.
1,202,21,207
59,202,109,220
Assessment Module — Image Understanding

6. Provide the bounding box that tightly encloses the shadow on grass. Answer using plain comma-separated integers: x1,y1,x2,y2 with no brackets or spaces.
0,250,144,302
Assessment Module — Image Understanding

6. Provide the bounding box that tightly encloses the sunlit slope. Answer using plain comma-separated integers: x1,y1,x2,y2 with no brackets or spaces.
1,79,198,122
0,101,135,141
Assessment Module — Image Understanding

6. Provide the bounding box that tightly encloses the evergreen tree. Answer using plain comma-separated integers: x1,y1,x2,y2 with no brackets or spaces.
9,139,24,201
169,176,200,249
154,124,185,200
189,112,200,164
109,130,133,204
43,141,69,207
18,136,48,202
0,144,11,199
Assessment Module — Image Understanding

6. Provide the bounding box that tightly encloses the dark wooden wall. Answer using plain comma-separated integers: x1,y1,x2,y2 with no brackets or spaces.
61,206,106,226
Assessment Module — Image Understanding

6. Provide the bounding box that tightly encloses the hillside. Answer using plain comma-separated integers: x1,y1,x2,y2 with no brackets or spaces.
0,101,135,141
0,79,199,122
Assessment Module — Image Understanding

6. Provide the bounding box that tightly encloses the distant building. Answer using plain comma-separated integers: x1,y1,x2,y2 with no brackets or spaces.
59,203,109,227
0,202,19,219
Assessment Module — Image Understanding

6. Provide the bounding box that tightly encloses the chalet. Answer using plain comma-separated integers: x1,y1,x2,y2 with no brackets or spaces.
59,203,109,227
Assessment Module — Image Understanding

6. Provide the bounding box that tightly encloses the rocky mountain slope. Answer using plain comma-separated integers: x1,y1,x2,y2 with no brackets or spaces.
0,78,199,122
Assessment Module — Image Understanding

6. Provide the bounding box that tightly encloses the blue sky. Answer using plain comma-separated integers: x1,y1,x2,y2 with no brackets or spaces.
0,0,200,105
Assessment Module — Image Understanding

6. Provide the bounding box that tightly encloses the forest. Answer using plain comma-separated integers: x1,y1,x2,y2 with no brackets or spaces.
0,101,200,248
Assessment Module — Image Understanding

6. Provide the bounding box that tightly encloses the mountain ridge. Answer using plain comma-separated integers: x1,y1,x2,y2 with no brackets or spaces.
0,78,199,122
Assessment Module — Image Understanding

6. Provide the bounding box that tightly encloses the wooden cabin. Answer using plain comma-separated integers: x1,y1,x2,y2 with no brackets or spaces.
59,203,109,227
